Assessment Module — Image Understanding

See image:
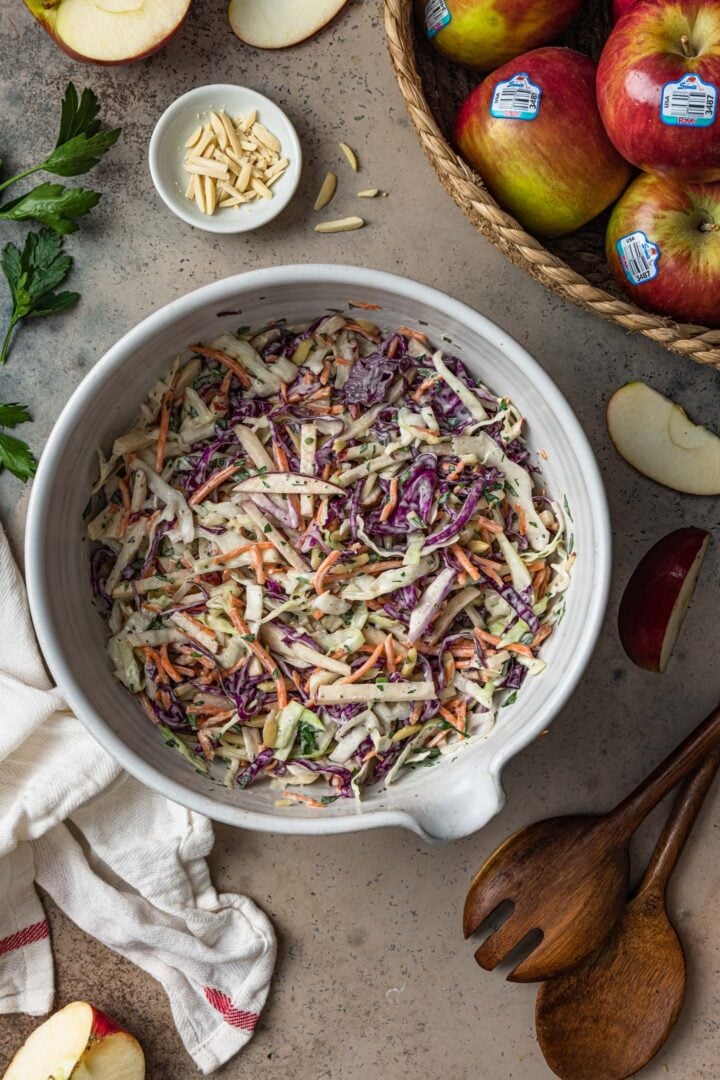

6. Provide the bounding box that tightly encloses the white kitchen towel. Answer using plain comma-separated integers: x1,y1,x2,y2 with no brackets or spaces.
0,521,276,1074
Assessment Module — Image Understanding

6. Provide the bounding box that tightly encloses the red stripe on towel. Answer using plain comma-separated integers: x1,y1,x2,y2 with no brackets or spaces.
203,987,258,1031
0,920,49,957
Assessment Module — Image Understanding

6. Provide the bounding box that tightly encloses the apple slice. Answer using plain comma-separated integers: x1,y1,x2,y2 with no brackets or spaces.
619,527,710,673
3,1001,145,1080
228,0,349,49
22,0,191,65
607,381,720,495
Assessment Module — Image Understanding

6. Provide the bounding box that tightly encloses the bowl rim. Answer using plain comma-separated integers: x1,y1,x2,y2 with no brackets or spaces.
148,83,303,234
25,264,611,839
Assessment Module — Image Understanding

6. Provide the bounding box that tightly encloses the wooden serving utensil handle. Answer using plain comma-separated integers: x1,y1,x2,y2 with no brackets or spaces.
609,703,720,838
636,747,720,900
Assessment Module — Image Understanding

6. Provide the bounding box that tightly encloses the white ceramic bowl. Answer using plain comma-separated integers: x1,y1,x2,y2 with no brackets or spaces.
26,266,610,842
148,84,302,234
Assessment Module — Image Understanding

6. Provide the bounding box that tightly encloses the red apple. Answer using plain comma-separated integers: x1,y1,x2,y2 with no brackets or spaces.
606,171,720,325
598,0,720,181
611,0,640,20
22,0,191,65
3,1001,145,1080
414,0,582,71
618,527,710,673
455,47,632,236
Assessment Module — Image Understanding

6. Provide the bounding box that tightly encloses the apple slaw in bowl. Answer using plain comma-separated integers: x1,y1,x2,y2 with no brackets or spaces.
87,312,574,806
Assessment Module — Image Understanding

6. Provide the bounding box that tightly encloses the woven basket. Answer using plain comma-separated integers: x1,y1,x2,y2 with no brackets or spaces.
385,0,720,371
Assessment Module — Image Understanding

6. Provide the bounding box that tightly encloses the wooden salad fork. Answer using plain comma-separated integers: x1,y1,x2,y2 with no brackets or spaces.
463,702,720,982
535,748,720,1080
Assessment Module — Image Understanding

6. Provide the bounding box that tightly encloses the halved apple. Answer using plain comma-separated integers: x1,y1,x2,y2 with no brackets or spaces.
2,1001,145,1080
618,527,710,673
22,0,191,65
228,0,349,49
607,381,720,495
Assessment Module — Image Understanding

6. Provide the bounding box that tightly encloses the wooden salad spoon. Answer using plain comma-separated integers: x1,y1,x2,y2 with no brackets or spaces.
535,748,720,1080
463,702,720,982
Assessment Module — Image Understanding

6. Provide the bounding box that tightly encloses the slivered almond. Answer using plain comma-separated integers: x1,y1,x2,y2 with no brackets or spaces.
210,111,229,150
251,177,273,200
314,172,337,211
339,142,359,172
184,175,195,199
266,158,289,179
219,195,244,207
194,125,215,156
185,158,229,179
185,125,202,148
239,109,257,132
219,111,243,157
237,162,253,192
358,188,379,198
194,175,206,214
252,123,281,153
204,175,217,214
314,216,364,234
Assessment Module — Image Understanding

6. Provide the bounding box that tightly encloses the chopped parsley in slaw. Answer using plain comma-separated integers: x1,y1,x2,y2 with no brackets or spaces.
88,313,574,806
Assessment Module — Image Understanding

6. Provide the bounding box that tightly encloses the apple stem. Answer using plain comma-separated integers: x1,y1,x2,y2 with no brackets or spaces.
680,34,695,57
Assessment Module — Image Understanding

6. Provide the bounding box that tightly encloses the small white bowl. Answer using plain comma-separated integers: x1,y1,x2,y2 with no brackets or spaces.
148,84,302,234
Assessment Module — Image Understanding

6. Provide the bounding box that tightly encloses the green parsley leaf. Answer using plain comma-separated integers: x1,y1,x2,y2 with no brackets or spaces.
0,402,32,428
0,427,37,481
298,722,318,755
563,495,574,522
0,229,79,364
503,691,518,707
0,183,102,234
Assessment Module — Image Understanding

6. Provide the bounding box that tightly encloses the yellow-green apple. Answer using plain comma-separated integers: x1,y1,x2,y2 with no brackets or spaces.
598,0,720,181
606,171,720,325
22,0,191,64
228,0,349,48
3,1001,145,1080
414,0,582,70
455,47,632,236
606,381,720,494
618,527,710,673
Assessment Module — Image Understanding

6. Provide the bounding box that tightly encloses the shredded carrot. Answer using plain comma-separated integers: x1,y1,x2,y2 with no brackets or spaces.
475,557,504,586
343,322,380,338
212,541,272,564
319,360,332,385
409,425,441,438
475,515,503,534
273,441,290,471
379,477,399,523
505,642,534,659
474,628,501,647
384,633,396,674
189,463,242,506
349,301,383,310
250,544,266,586
156,393,171,473
450,544,480,581
398,326,429,343
314,549,342,594
189,344,252,389
159,644,181,682
533,625,553,648
439,705,464,734
337,641,385,685
515,503,528,536
412,374,440,402
447,461,466,482
387,337,399,358
281,791,327,809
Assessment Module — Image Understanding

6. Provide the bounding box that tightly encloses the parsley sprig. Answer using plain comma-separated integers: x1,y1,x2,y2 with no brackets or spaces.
0,84,120,481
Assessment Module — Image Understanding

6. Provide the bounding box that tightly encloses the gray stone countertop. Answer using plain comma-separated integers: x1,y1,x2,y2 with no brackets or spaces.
1,2,719,1077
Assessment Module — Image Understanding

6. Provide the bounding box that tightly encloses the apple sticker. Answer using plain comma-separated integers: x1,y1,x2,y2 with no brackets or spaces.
661,73,717,128
490,73,543,121
425,0,451,36
616,230,660,286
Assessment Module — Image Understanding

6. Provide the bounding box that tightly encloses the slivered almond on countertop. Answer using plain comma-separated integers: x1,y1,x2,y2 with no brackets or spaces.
314,216,364,234
314,172,337,211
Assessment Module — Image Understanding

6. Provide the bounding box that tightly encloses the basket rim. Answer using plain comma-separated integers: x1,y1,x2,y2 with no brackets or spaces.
384,0,720,372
